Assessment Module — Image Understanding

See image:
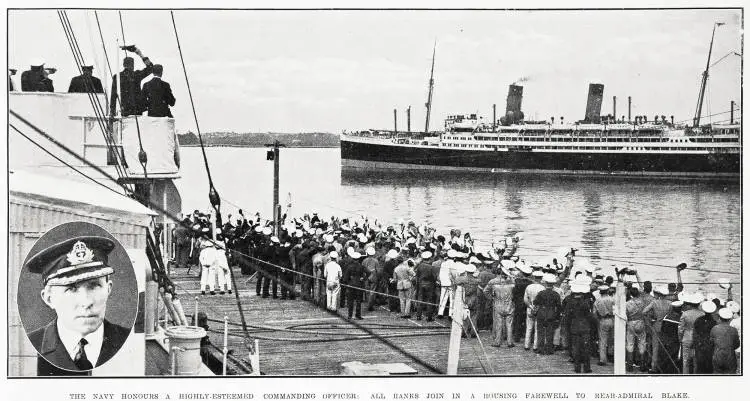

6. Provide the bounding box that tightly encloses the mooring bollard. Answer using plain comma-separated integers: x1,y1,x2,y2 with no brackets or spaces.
165,326,207,375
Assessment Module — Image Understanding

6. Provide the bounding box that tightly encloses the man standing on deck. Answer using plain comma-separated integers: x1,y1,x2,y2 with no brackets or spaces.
512,263,533,343
414,251,437,321
342,251,366,320
110,45,153,116
68,65,103,93
534,274,562,354
361,246,381,311
173,216,192,270
593,285,615,366
524,270,545,351
643,285,674,372
141,64,176,118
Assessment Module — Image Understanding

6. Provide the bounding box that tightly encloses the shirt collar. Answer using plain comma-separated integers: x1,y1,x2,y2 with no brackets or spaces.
56,319,105,366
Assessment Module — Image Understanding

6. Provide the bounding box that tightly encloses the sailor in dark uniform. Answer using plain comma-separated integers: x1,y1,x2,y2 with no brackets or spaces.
141,64,176,118
24,236,131,376
21,60,55,92
9,68,17,91
68,65,104,93
110,45,154,116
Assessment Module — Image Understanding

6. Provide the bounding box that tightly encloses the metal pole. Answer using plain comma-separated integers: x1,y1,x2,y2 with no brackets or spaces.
407,106,411,133
614,276,626,374
193,296,199,326
223,315,229,375
613,96,617,122
393,108,398,134
273,140,280,236
628,96,631,122
446,285,464,375
492,104,496,132
730,100,735,124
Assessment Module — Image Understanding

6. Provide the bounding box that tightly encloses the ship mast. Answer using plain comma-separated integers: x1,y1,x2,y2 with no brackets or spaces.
693,22,724,127
424,42,436,133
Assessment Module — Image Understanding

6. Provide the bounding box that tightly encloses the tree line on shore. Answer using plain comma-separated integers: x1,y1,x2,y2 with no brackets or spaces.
177,131,340,147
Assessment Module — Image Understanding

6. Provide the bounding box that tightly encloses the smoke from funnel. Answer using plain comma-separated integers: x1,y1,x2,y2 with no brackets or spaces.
512,76,531,85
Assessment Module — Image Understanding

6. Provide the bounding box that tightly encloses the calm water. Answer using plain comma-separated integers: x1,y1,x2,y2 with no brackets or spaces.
175,147,741,299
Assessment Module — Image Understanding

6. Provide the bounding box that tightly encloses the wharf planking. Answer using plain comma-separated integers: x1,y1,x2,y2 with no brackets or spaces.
169,266,614,376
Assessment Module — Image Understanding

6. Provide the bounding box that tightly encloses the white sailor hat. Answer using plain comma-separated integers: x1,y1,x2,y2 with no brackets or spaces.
254,225,263,233
315,228,324,236
406,237,417,245
464,263,477,274
350,251,362,259
24,236,116,287
598,285,610,291
701,300,717,314
542,273,557,284
501,259,515,270
571,283,589,294
329,251,339,259
386,249,399,259
365,247,376,256
469,256,481,264
531,270,544,278
726,300,740,313
517,262,532,275
671,300,684,308
653,285,669,296
421,251,433,259
30,58,45,67
446,249,458,259
324,234,335,243
262,227,273,236
718,308,733,320
685,293,703,305
358,233,368,243
270,236,280,243
718,278,732,289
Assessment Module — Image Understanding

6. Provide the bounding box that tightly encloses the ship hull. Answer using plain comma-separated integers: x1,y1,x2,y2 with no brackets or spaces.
340,138,740,179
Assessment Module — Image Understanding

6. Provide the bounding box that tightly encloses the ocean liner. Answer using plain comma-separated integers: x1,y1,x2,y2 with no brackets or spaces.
341,29,741,179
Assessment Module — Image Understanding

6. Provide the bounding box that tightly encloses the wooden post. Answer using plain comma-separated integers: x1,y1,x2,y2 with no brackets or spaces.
223,316,229,375
273,140,280,236
249,339,261,376
193,296,199,326
447,285,464,375
614,277,626,374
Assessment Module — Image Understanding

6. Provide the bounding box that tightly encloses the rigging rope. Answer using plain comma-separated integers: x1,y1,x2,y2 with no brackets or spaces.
170,11,220,210
57,10,132,191
115,10,150,182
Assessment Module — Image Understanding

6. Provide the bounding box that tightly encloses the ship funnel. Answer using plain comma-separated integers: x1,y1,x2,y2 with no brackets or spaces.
584,83,604,123
500,84,524,125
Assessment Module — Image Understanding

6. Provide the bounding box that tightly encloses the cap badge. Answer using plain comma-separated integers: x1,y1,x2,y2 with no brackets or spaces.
67,241,94,265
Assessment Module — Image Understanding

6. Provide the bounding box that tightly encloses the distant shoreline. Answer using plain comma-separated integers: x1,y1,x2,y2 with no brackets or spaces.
180,144,340,148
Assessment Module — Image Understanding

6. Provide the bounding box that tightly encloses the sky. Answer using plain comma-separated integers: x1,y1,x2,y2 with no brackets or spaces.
8,8,742,133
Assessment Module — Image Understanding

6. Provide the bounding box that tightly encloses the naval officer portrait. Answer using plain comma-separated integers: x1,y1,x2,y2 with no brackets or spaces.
19,223,138,376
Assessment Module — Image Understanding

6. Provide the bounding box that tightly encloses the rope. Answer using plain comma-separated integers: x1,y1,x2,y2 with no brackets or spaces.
57,11,131,189
61,10,133,186
10,123,126,197
465,311,494,374
115,10,149,181
169,11,216,191
93,11,113,76
7,112,448,374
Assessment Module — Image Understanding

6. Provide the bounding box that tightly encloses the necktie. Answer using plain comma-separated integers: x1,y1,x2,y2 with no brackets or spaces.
73,338,93,370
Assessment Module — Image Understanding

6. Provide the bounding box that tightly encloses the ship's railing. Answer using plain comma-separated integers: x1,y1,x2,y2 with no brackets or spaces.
9,92,181,179
71,115,181,179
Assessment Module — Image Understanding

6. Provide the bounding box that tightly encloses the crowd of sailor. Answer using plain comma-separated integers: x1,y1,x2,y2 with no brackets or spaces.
171,210,741,375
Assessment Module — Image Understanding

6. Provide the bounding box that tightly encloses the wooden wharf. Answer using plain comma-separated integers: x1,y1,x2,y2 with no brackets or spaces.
169,267,614,376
